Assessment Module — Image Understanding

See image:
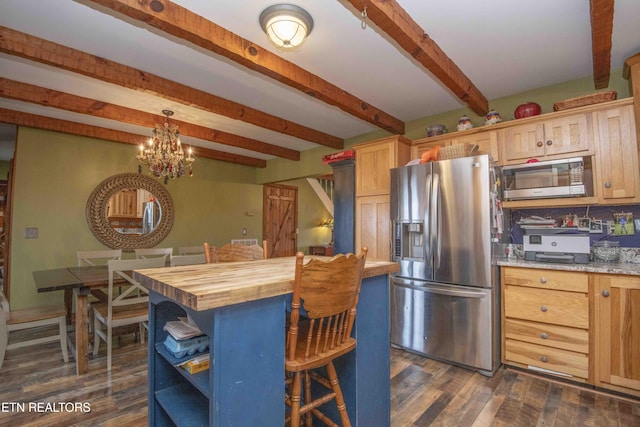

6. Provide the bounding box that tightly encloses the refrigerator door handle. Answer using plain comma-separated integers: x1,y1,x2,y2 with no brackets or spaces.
425,173,433,266
431,173,441,269
392,278,488,298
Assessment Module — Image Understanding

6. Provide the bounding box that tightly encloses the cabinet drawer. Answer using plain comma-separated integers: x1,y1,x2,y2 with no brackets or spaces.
505,339,588,379
504,285,588,328
503,267,588,292
504,318,588,353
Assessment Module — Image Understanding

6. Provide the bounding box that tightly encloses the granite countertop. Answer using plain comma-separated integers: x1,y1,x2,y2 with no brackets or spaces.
497,247,640,276
497,259,640,276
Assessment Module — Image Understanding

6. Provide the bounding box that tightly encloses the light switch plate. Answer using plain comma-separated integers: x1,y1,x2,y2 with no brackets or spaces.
25,227,38,238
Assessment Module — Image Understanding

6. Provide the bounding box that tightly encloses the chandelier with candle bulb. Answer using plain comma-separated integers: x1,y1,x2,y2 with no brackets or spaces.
137,110,195,184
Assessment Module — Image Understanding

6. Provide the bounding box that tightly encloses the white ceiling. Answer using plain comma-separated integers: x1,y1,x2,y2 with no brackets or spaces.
1,0,639,163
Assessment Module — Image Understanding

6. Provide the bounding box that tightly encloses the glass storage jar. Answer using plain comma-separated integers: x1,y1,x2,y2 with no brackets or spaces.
591,240,620,263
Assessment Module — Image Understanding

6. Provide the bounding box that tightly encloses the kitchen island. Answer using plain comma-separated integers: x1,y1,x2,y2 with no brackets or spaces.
134,255,399,426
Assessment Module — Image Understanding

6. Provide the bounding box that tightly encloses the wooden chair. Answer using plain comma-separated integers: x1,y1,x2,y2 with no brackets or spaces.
170,253,206,266
203,240,268,263
92,257,165,371
285,247,368,427
0,291,69,369
177,245,205,256
134,248,173,264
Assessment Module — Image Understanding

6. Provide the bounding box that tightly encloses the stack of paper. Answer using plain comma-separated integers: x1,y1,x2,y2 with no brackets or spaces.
163,316,203,340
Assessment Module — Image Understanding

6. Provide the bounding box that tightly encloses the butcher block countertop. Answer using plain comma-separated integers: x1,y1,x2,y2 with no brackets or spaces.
134,256,399,311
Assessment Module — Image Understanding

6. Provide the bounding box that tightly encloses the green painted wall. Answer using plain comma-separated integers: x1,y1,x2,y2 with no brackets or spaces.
10,128,261,309
0,160,10,180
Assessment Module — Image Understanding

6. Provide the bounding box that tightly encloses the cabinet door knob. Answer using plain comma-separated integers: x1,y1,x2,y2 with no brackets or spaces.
540,305,548,312
546,140,553,146
602,290,610,297
536,141,543,147
540,277,547,284
541,356,548,363
540,332,548,339
604,181,612,188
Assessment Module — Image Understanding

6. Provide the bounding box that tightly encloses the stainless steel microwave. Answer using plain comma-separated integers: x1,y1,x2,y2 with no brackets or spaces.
502,156,593,200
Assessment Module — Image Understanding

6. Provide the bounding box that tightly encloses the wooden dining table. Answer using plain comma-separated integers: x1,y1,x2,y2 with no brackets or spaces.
33,265,114,375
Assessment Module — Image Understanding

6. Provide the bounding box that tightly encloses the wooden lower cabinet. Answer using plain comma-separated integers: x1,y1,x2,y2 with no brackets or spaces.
505,339,589,380
502,266,640,397
593,274,640,397
505,318,589,353
501,267,590,382
355,195,390,261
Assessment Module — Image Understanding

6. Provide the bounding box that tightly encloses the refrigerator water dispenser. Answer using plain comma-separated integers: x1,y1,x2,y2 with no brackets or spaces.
393,221,425,261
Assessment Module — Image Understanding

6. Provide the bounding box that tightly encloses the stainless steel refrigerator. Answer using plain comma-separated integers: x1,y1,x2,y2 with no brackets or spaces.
142,200,160,234
390,154,502,376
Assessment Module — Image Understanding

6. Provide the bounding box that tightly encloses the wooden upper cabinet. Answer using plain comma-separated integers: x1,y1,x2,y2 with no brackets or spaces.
412,137,449,159
413,130,500,163
354,135,411,197
543,115,593,156
108,188,156,218
593,104,640,203
624,52,640,141
501,113,593,162
455,131,499,161
501,122,544,160
108,189,138,217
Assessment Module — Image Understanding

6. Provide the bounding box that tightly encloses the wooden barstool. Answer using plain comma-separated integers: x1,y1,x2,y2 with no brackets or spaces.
285,247,367,427
203,240,267,263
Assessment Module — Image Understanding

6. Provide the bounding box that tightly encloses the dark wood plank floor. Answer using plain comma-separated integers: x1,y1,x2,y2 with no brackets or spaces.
1,326,638,426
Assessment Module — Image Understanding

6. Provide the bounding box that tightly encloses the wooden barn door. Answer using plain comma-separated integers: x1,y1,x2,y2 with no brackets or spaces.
263,184,297,258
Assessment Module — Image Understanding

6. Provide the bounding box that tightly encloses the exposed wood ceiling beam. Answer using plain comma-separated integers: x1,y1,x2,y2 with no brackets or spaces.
590,0,614,89
0,109,266,168
0,78,300,161
85,0,405,135
0,26,341,150
344,0,489,116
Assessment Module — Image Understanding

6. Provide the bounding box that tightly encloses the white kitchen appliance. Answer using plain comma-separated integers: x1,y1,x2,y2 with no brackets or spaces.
523,229,590,263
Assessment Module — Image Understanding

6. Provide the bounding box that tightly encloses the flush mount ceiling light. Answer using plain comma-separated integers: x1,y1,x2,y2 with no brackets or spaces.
259,4,313,50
